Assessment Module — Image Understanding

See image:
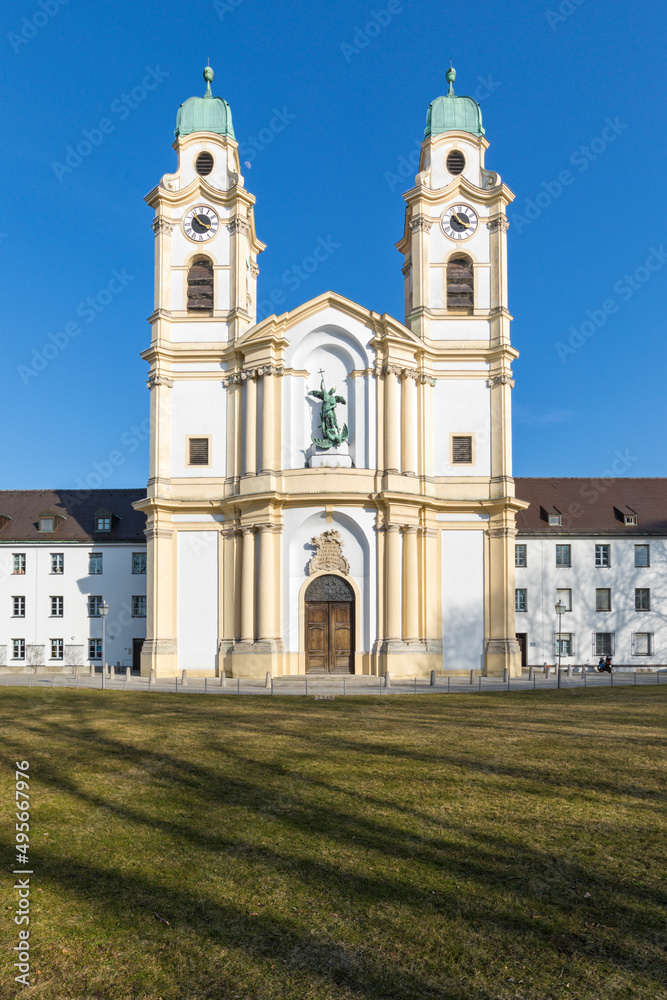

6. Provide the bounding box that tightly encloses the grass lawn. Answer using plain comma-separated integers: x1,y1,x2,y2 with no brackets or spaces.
1,687,666,1000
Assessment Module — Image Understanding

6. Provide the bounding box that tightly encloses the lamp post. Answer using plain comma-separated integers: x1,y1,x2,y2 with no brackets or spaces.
555,599,566,690
100,601,109,690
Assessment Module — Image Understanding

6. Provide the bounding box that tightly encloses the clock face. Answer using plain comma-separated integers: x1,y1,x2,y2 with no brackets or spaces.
441,204,479,241
183,205,219,242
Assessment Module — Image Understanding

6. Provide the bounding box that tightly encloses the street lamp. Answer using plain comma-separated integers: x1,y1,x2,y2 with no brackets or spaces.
555,599,566,690
99,601,109,690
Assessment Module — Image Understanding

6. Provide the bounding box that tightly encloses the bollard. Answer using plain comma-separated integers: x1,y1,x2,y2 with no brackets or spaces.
384,671,391,688
533,673,536,691
305,677,308,697
149,668,155,688
634,671,637,686
265,671,271,689
52,673,55,689
448,677,451,694
271,677,274,695
205,678,208,695
175,676,178,693
90,663,95,678
379,675,382,695
343,677,346,696
414,676,417,694
470,669,475,686
237,677,240,695
528,666,534,682
126,667,131,682
219,671,226,687
76,670,80,689
181,670,188,687
430,670,436,687
503,668,508,683
545,666,551,679
610,670,613,687
584,669,587,688
478,676,482,693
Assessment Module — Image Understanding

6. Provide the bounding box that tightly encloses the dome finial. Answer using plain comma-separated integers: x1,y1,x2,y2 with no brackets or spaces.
203,64,214,97
446,61,456,96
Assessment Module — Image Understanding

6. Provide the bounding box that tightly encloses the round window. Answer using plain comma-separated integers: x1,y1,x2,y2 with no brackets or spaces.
446,150,465,175
195,151,214,176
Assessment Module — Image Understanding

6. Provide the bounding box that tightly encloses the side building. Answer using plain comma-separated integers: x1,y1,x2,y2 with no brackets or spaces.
514,478,667,667
0,490,147,672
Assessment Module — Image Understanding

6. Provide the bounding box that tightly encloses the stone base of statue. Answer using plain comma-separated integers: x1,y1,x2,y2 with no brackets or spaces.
308,443,353,469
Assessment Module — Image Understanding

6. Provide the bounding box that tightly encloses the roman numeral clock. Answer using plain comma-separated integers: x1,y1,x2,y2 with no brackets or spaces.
183,205,219,242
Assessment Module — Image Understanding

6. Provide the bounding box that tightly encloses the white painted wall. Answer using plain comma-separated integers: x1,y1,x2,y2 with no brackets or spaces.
515,536,667,665
441,529,485,671
0,543,146,668
281,507,376,654
177,530,218,672
170,380,226,478
433,379,491,476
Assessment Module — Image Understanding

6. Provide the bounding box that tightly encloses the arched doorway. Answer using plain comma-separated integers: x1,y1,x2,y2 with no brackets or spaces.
304,575,355,673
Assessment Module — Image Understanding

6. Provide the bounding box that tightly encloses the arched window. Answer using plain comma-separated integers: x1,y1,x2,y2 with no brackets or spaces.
187,257,214,312
447,255,474,312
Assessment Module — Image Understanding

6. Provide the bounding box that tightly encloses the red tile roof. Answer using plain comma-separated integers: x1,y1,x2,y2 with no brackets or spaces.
514,478,667,536
0,490,146,543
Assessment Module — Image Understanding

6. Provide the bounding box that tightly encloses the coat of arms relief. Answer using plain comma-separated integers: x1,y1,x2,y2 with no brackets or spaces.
307,530,350,576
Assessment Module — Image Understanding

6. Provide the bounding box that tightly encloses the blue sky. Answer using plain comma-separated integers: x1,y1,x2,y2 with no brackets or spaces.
1,0,665,488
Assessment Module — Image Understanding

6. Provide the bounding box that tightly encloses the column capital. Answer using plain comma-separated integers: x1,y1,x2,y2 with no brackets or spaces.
228,216,250,235
152,216,176,236
383,523,402,534
487,213,510,234
222,364,284,387
402,525,419,535
410,215,432,233
487,373,515,389
240,525,256,536
146,373,174,390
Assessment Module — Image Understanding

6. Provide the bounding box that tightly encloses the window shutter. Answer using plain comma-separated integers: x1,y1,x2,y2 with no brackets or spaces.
452,436,472,464
189,438,209,465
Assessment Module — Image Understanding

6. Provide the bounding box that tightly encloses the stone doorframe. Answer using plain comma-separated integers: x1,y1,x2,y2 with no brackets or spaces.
297,570,363,675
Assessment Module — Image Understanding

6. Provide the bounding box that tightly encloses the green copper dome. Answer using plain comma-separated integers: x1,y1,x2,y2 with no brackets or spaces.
425,66,484,138
175,66,235,139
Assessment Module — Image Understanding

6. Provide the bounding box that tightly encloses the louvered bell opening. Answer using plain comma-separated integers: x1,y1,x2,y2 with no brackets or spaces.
187,258,214,311
189,438,209,465
195,151,214,176
447,257,474,312
452,436,473,464
446,150,465,175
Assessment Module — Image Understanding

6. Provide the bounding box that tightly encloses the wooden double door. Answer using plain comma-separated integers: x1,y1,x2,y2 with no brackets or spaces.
305,575,354,674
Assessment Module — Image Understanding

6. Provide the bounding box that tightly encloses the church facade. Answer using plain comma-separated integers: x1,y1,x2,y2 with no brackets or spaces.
136,66,528,680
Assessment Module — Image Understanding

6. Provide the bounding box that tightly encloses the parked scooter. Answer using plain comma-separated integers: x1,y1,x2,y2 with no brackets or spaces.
597,656,613,673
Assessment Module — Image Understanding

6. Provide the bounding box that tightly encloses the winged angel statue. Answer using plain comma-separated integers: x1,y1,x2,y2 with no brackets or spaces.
308,371,349,449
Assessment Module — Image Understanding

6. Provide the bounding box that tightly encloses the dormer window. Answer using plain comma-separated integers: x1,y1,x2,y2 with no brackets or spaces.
625,515,638,526
548,514,562,526
96,516,111,532
39,517,55,532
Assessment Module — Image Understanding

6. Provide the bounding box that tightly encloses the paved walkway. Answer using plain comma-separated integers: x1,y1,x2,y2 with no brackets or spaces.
0,669,664,697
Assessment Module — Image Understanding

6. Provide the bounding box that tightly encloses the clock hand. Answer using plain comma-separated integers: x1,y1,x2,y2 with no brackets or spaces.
195,214,211,229
453,212,468,227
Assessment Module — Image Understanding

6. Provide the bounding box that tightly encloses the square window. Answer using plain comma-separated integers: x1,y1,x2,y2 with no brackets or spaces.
96,516,111,532
132,595,147,618
188,437,210,466
595,632,614,656
515,544,527,567
12,639,25,660
625,515,638,526
88,595,103,617
556,544,571,567
12,596,25,618
555,632,572,656
556,588,572,612
50,596,64,617
595,544,610,567
635,544,650,568
51,553,64,574
12,554,26,575
634,632,652,655
596,588,611,612
39,517,55,532
89,553,103,575
515,588,527,612
50,639,63,660
132,552,147,575
88,638,102,660
451,435,473,464
548,514,562,526
635,588,650,612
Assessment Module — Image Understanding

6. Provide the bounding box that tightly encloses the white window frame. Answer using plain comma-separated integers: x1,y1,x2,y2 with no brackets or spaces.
595,588,612,612
548,514,562,526
555,544,571,568
88,638,102,660
12,639,25,660
632,632,653,656
132,552,147,575
635,588,650,612
634,544,650,568
50,596,64,618
515,588,527,612
89,552,103,575
88,595,103,618
556,588,572,612
515,544,527,568
12,553,26,575
595,544,611,568
39,517,55,532
50,552,64,574
96,516,112,532
50,639,64,661
12,596,25,618
131,595,147,618
553,631,574,656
